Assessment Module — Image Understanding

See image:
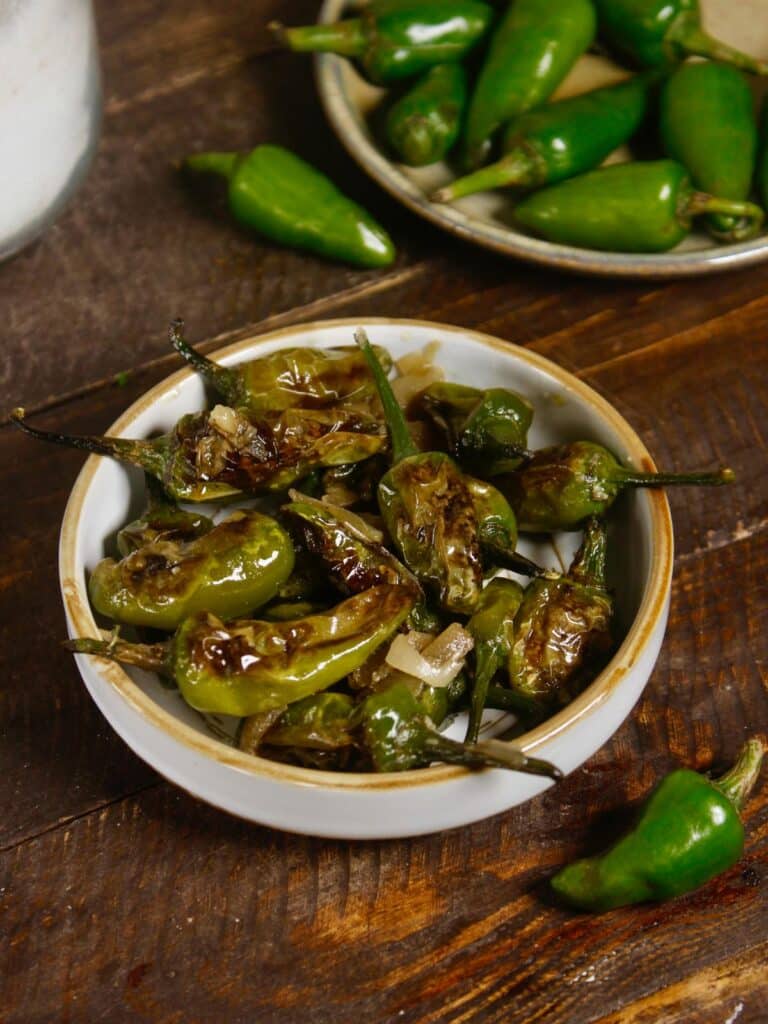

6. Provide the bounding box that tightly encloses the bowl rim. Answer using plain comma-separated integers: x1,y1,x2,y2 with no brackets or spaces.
314,0,768,279
59,316,673,791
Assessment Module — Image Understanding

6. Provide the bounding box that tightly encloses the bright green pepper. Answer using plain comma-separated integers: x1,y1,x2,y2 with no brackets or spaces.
463,0,597,170
169,321,392,415
386,63,468,166
505,440,735,532
116,474,213,556
660,62,760,242
183,145,394,268
12,403,386,502
512,160,765,253
89,509,295,631
552,738,765,911
65,584,415,716
272,1,493,85
593,0,768,74
435,74,654,202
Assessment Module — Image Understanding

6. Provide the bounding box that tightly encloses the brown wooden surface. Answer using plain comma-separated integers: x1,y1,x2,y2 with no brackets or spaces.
2,3,767,1021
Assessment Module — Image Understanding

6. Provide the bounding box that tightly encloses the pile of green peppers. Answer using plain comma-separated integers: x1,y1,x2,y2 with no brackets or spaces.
272,0,768,253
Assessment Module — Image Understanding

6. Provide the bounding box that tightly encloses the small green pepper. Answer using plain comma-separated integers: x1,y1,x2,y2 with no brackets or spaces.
259,693,357,752
660,62,760,242
464,476,542,577
593,0,768,74
65,584,415,716
272,1,493,85
169,321,392,415
386,63,468,166
463,0,597,170
512,160,765,253
89,509,295,631
184,145,394,268
505,440,735,532
116,474,213,556
552,738,765,911
434,74,654,202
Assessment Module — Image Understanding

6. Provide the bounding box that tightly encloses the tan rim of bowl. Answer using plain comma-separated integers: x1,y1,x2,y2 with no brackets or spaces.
60,318,673,791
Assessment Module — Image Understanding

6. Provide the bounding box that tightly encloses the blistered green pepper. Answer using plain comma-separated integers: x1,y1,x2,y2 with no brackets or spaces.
259,692,357,752
89,509,295,631
116,474,213,556
660,62,760,242
12,403,386,502
386,63,468,166
464,476,542,577
463,0,597,170
505,439,735,532
184,145,394,268
170,321,392,415
272,1,493,85
552,738,765,911
65,584,415,715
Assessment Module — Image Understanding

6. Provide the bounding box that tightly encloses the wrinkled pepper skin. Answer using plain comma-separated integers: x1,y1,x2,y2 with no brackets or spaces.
512,160,764,253
261,692,357,751
660,62,759,241
435,74,653,203
463,0,597,170
274,1,493,85
89,509,295,631
552,739,765,911
170,322,392,416
506,439,735,532
464,476,541,578
593,0,768,73
184,145,394,268
116,474,212,556
386,63,468,166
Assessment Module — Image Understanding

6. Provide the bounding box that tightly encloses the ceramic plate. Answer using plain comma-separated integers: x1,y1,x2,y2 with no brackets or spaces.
316,0,768,278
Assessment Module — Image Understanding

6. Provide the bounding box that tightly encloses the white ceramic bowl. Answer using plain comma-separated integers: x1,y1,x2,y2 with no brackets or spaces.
60,319,673,838
315,0,768,278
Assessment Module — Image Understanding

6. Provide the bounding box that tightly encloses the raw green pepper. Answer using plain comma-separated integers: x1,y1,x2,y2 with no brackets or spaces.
65,584,415,715
385,63,468,166
272,1,493,85
511,160,765,253
593,0,768,74
183,145,394,268
169,321,392,415
505,439,735,532
508,518,613,708
435,74,654,203
116,474,213,556
660,62,760,242
552,738,765,911
12,403,386,502
89,509,295,631
463,0,597,170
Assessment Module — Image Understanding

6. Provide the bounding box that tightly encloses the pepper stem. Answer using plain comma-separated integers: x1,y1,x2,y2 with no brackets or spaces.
270,19,367,57
169,319,236,400
432,149,540,203
670,19,768,75
711,738,765,812
424,733,562,780
63,637,170,676
613,464,735,488
685,192,765,241
466,645,498,744
486,683,546,719
183,152,239,181
354,328,418,464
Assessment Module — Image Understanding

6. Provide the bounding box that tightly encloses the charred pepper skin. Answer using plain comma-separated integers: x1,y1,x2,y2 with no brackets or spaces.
386,63,468,166
272,1,493,85
89,509,295,632
463,0,597,171
660,62,760,242
552,739,765,911
183,145,394,268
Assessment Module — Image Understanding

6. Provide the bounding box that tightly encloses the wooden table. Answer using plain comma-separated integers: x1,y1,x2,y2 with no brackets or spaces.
2,3,766,1020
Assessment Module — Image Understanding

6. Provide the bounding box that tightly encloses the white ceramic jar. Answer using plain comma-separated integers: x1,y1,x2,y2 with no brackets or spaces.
0,0,101,260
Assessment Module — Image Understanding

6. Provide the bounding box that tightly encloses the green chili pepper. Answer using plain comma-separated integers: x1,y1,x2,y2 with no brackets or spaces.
463,0,597,171
512,159,765,253
65,584,415,715
12,404,386,503
660,62,760,242
552,738,765,911
464,476,542,577
272,1,493,85
465,578,524,743
758,97,768,212
505,439,734,532
169,321,392,415
593,0,768,74
259,692,357,752
183,145,394,268
116,474,213,556
386,63,468,166
89,509,295,631
434,74,654,203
